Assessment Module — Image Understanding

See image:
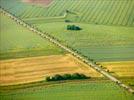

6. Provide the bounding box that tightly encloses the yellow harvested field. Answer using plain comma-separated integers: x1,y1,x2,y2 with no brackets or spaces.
101,61,134,77
0,54,102,86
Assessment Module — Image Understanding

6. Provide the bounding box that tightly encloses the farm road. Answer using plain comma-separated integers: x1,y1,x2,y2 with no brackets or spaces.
1,8,134,94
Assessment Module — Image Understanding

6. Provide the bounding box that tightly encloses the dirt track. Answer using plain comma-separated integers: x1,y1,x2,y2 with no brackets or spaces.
0,54,101,86
1,9,134,93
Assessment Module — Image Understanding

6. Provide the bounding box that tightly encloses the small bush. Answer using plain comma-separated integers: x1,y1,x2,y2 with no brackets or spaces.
65,20,71,22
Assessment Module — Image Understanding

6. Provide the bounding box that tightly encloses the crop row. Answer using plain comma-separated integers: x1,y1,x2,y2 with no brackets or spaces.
0,0,133,26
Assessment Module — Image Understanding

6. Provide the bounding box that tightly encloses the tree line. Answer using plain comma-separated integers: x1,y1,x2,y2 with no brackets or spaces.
46,73,90,81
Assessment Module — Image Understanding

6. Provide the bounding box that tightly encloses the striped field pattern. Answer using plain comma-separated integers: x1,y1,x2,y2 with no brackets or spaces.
0,0,134,26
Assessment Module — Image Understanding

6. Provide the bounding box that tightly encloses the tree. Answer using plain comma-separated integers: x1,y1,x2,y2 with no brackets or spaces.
72,73,88,79
79,74,89,79
67,25,82,31
75,26,81,30
63,74,72,80
72,73,81,79
46,73,89,82
52,74,63,81
46,76,51,81
67,25,71,30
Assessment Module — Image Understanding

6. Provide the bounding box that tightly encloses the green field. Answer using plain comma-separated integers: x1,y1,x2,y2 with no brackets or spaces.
0,13,65,59
1,0,134,99
0,0,134,26
1,82,134,100
34,22,134,61
120,78,134,89
1,0,134,61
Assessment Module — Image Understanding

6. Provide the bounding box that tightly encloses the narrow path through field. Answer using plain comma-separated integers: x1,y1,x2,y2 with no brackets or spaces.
1,8,134,93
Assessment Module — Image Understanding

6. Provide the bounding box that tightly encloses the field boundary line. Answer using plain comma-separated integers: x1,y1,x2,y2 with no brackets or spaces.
23,12,67,21
1,8,134,94
0,78,109,92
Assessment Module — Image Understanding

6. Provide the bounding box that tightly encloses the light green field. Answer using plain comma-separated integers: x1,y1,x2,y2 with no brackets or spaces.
0,82,134,100
34,22,134,61
0,13,65,60
1,0,134,26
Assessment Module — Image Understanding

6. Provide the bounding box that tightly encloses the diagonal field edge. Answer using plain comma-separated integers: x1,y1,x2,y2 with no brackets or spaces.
1,8,134,94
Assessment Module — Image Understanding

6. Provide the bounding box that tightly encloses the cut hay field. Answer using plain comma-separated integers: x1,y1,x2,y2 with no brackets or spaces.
100,61,134,89
1,0,134,26
34,22,134,62
0,82,134,100
0,0,134,99
101,61,134,77
0,54,102,86
0,13,65,60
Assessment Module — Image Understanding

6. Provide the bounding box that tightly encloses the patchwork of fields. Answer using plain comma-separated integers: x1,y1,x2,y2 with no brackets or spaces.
1,0,134,26
34,22,134,62
0,0,134,99
1,0,134,61
101,61,134,89
0,13,65,59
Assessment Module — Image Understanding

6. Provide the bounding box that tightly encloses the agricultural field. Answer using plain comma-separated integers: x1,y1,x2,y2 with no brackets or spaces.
1,0,134,26
101,61,134,77
100,61,134,89
121,78,134,90
0,54,101,86
0,13,65,60
1,0,134,62
34,22,134,62
0,0,134,100
0,82,134,100
23,0,133,95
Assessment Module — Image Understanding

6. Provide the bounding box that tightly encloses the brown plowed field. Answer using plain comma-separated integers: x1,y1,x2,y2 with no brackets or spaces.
0,54,102,86
22,0,52,6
